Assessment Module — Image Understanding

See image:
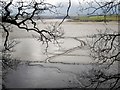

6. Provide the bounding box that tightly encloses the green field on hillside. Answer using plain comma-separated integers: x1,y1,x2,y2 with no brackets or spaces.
70,15,119,22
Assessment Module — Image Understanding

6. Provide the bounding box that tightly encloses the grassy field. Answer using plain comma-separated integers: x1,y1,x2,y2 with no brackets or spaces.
69,15,119,22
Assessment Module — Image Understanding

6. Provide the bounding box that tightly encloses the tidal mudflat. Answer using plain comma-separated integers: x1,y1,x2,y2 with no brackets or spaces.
1,20,118,88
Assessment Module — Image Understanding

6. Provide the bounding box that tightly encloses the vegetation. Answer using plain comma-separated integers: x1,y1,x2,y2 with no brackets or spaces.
69,15,119,22
77,0,120,89
0,0,120,89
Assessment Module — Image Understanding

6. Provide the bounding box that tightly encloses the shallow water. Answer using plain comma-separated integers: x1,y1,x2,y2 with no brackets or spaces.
1,20,118,88
5,63,92,88
9,21,118,63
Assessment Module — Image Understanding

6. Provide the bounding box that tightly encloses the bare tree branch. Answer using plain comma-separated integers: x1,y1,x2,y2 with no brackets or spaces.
0,0,71,50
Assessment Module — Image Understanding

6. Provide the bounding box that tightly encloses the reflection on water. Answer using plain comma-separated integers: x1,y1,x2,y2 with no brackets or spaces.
12,39,47,61
5,63,92,88
10,21,118,63
12,38,92,63
1,20,118,88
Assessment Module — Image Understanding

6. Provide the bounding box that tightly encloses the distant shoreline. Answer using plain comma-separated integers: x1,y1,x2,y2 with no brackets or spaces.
66,19,119,22
67,15,119,22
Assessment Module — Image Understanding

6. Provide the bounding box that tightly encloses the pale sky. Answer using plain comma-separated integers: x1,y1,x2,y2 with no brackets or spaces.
10,0,80,5
43,0,108,5
3,0,115,16
45,0,79,5
5,0,111,5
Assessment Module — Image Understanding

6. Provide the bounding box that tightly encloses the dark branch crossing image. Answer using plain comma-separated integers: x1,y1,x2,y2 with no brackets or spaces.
0,0,119,89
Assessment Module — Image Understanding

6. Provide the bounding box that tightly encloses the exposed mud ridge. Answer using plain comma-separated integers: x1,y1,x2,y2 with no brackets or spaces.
13,36,89,65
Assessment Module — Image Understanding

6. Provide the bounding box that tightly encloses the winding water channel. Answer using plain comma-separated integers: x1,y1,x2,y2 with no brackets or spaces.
1,20,118,88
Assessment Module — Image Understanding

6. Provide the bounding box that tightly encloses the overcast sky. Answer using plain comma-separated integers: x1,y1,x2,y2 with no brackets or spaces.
11,0,82,16
4,0,115,16
45,0,79,5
